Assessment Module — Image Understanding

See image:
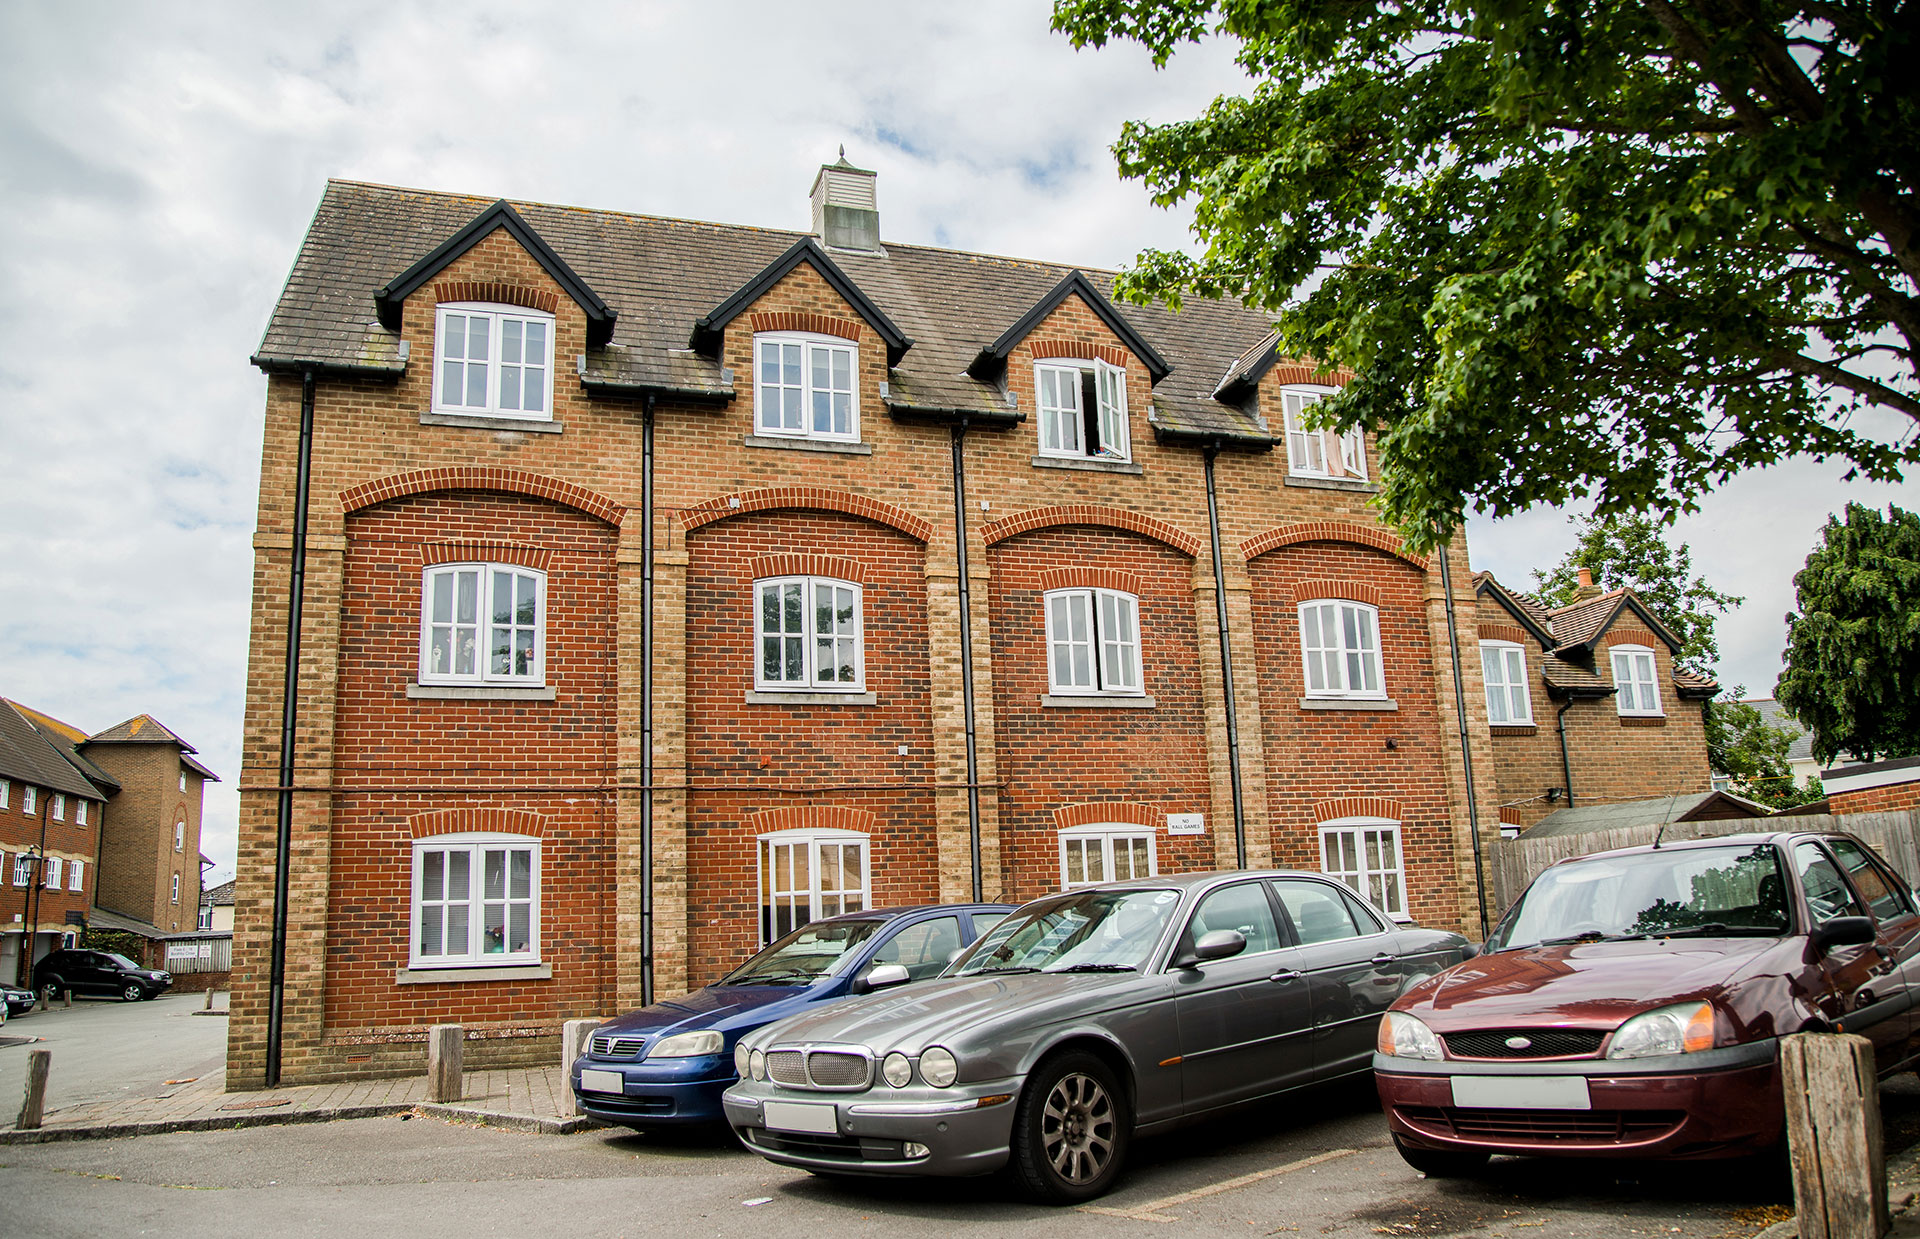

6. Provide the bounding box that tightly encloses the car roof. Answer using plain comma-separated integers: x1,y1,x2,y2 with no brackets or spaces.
1073,869,1345,894
812,902,1015,925
1545,830,1851,866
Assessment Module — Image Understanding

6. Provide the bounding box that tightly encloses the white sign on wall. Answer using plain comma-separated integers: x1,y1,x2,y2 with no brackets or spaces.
1166,813,1206,836
167,943,197,962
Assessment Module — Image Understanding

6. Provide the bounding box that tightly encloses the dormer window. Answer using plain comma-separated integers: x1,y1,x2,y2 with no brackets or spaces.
434,303,554,420
754,333,858,442
1035,359,1129,462
1282,387,1366,481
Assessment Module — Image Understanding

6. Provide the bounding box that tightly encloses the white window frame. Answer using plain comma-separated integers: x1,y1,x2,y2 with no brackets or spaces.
175,820,185,851
1044,587,1144,697
1298,599,1385,700
1319,818,1409,922
50,793,64,821
410,833,542,969
1480,640,1534,725
75,799,88,825
171,873,180,904
753,332,860,443
23,786,36,815
1610,644,1664,716
1034,358,1130,462
69,859,83,892
1281,387,1366,481
1057,826,1158,890
180,772,187,792
418,563,547,687
0,780,8,808
757,828,871,944
754,576,865,692
45,857,62,889
197,903,213,930
10,855,26,886
433,302,556,421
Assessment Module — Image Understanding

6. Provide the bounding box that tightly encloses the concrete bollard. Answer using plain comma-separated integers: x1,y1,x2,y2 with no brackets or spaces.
17,1048,50,1130
203,987,214,1011
561,1019,599,1116
427,1024,464,1103
1782,1032,1889,1239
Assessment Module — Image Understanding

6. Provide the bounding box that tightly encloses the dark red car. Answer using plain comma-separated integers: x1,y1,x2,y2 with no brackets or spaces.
1375,831,1920,1175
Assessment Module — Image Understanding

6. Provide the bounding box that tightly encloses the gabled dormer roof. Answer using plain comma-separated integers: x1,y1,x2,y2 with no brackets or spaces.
1473,572,1559,649
967,270,1172,385
373,200,616,346
689,237,913,366
1547,590,1686,658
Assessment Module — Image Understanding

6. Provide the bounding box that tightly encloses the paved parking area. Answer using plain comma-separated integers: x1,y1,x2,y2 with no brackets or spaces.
0,990,228,1115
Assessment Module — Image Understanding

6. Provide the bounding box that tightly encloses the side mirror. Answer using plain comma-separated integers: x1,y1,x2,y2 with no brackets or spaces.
854,963,911,994
1175,929,1247,969
1809,916,1876,955
1459,941,1482,960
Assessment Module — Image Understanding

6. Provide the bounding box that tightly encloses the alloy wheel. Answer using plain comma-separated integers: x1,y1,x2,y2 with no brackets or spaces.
1040,1071,1116,1185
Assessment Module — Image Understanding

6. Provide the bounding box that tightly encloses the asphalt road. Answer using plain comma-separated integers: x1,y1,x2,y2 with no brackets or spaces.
0,990,227,1113
2,1074,1847,1239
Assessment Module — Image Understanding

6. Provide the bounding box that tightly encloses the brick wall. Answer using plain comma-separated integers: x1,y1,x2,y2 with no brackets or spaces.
1832,780,1920,815
85,744,205,932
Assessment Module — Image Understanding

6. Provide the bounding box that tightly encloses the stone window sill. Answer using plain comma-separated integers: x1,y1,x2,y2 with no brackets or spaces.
1031,455,1144,476
1299,697,1399,712
395,963,552,984
1041,694,1157,709
743,434,873,456
1285,474,1376,493
745,691,878,706
421,410,564,434
408,683,557,701
1490,724,1538,736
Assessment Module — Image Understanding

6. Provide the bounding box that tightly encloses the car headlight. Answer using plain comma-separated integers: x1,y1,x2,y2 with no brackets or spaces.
650,1030,724,1058
750,1049,767,1081
1377,1011,1444,1060
920,1046,958,1088
734,1042,753,1078
881,1052,912,1088
1606,1002,1716,1059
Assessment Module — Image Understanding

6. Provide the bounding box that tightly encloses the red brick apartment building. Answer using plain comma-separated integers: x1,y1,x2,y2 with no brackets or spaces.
232,159,1716,1085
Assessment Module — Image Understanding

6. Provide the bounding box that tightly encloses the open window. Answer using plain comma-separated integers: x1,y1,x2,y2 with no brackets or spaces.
1035,358,1129,462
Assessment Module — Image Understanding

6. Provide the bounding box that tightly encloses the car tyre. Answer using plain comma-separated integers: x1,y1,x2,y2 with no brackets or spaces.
121,982,144,1003
43,977,65,1000
1009,1050,1130,1204
1392,1133,1490,1178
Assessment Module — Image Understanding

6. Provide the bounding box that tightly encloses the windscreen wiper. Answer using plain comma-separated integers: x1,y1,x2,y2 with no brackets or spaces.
729,970,818,985
1537,930,1647,946
968,965,1041,976
1046,963,1136,973
1653,923,1786,938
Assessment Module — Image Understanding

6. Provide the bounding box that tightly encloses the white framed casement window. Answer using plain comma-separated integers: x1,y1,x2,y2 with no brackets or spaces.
197,903,213,930
1034,359,1130,462
1320,818,1409,921
1299,599,1384,699
175,820,185,851
45,857,62,889
1610,644,1664,716
420,564,546,686
1058,826,1157,889
51,793,64,821
171,873,180,904
10,854,26,886
1045,588,1143,696
1480,640,1533,725
69,859,84,892
1281,387,1366,481
179,772,187,792
411,834,541,968
755,577,864,691
434,302,555,420
754,333,858,442
75,799,88,825
758,828,870,943
22,786,36,815
0,780,8,808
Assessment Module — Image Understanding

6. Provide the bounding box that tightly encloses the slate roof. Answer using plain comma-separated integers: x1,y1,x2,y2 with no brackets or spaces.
1473,571,1720,700
1747,698,1815,763
0,700,104,800
203,879,236,907
8,701,120,792
1520,791,1769,839
254,179,1279,444
87,713,199,749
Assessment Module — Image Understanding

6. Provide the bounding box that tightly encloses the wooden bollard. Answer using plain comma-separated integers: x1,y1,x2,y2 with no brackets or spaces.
17,1048,50,1130
427,1024,464,1103
561,1019,599,1116
1781,1032,1889,1239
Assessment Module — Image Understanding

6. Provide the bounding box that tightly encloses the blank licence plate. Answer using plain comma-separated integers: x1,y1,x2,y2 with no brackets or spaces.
763,1100,838,1135
1450,1075,1591,1110
579,1069,625,1095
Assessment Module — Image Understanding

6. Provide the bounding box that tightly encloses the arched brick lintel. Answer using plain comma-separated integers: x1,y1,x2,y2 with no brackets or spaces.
419,541,554,572
1242,521,1427,571
1599,629,1660,650
1270,364,1354,389
982,506,1204,558
341,468,625,528
1479,623,1530,646
746,805,879,836
1052,802,1162,831
746,554,868,585
680,488,934,544
1292,579,1384,609
1311,796,1404,824
409,808,549,839
1038,567,1144,597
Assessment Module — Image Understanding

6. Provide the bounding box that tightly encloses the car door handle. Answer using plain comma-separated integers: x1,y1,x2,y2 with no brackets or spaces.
1269,970,1303,983
1370,954,1397,966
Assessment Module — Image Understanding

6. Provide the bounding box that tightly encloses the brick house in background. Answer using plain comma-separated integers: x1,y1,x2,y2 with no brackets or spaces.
232,160,1717,1086
0,701,106,986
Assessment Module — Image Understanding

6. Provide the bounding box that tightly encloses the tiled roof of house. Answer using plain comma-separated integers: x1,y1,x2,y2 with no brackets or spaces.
0,700,105,800
1520,791,1769,839
8,701,121,792
88,714,199,750
204,879,236,907
1473,571,1719,698
255,179,1280,444
1747,697,1815,763
1539,655,1615,695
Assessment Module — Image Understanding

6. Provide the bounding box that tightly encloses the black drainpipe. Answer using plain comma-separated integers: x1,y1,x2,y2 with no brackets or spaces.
1436,546,1489,938
267,368,316,1088
641,392,656,1006
1202,443,1248,868
950,422,983,902
1556,695,1577,808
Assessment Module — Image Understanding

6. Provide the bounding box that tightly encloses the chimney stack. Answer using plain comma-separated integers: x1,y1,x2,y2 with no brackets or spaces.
811,148,880,253
1574,567,1603,602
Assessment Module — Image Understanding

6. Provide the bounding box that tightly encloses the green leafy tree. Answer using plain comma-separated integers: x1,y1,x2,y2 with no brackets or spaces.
1776,502,1920,763
1051,1,1919,552
1703,687,1823,810
1533,511,1740,675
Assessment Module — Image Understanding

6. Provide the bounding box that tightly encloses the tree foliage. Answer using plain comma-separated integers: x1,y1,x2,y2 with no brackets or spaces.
1776,502,1920,763
1052,0,1920,551
1532,511,1739,675
1703,687,1823,810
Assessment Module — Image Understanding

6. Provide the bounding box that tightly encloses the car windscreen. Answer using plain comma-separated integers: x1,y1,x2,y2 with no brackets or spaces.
1490,843,1790,950
720,918,888,985
950,888,1181,975
103,953,141,970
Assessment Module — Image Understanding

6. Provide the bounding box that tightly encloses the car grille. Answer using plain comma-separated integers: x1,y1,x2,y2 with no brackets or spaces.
764,1048,872,1091
1443,1029,1606,1060
745,1128,915,1163
1399,1105,1685,1145
589,1035,646,1058
579,1093,674,1117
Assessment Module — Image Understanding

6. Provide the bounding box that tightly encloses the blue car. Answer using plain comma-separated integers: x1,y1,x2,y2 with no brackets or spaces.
571,903,1012,1129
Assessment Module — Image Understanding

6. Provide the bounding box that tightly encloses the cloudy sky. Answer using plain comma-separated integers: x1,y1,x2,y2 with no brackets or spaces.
2,2,1912,881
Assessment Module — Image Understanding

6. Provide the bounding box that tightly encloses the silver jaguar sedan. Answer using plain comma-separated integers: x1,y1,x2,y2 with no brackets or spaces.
723,870,1471,1202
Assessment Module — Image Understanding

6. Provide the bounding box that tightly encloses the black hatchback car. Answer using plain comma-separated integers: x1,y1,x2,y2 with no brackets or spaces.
33,949,172,1001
